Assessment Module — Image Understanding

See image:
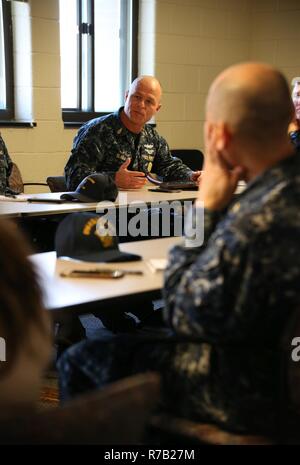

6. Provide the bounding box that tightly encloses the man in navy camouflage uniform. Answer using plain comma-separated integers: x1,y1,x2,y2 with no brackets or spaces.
62,76,201,340
58,63,300,435
64,76,201,190
0,135,13,195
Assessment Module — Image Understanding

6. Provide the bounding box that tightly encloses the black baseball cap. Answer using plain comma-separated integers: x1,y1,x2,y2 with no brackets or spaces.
61,173,118,202
55,212,141,262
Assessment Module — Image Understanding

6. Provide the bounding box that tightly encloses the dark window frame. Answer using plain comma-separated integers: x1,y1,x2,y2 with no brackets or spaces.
0,0,14,121
62,0,139,126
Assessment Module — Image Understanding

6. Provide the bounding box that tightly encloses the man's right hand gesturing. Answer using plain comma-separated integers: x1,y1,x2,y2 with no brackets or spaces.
115,158,146,189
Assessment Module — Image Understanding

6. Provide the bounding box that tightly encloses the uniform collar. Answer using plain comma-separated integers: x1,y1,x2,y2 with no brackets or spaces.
116,107,146,138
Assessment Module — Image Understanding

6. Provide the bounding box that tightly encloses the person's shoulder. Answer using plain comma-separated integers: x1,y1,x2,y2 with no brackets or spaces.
85,112,117,130
91,111,123,135
289,129,300,147
211,210,260,258
0,133,7,148
144,123,167,142
74,112,118,145
230,185,296,236
0,134,9,158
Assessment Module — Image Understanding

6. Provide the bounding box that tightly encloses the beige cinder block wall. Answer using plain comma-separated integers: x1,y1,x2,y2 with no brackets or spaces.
1,0,300,191
250,0,300,85
146,0,300,153
151,0,252,152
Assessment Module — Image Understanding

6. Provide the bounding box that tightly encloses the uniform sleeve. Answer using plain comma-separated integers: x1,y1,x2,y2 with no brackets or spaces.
152,134,194,181
163,206,251,343
64,128,108,190
0,136,13,195
290,130,300,154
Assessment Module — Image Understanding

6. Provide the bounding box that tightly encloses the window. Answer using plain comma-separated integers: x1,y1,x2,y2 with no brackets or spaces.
59,0,138,125
0,0,14,120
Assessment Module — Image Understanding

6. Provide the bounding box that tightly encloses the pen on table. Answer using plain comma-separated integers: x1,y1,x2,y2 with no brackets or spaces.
61,269,144,276
86,269,144,275
27,198,64,203
118,270,144,275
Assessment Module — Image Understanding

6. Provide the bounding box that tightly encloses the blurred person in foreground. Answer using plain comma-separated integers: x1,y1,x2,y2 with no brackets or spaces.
0,220,52,420
58,62,300,435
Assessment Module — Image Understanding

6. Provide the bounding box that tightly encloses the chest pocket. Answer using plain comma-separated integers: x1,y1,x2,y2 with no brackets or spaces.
139,150,155,173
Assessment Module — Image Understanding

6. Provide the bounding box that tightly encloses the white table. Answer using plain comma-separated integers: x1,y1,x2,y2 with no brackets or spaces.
0,186,198,218
31,237,182,316
0,182,247,219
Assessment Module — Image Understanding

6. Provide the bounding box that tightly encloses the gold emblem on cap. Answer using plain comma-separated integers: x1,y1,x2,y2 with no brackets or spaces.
98,235,114,248
82,218,115,248
83,217,98,235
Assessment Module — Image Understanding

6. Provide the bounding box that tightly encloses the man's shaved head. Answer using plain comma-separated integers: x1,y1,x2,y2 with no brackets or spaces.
129,76,162,102
206,62,294,148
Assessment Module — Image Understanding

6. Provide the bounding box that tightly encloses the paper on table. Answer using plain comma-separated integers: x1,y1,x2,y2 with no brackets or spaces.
0,194,28,202
147,258,168,273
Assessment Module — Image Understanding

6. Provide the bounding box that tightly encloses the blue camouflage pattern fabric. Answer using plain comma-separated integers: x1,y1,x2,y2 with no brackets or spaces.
58,144,300,435
290,129,300,153
64,107,193,190
161,151,300,433
0,135,13,195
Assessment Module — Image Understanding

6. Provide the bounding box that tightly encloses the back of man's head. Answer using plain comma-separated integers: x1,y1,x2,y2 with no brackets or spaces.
206,62,294,151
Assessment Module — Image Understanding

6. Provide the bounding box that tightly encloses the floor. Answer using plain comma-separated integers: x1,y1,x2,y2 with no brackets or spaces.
41,300,165,408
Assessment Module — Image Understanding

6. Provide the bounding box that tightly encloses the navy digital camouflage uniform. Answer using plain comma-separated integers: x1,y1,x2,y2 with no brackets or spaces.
58,140,300,434
64,107,193,190
0,135,13,195
290,128,300,153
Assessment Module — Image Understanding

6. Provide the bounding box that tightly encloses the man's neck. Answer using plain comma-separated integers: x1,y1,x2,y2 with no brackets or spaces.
120,110,143,134
244,141,295,182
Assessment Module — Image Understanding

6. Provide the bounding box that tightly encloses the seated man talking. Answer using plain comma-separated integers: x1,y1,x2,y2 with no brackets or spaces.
64,76,201,190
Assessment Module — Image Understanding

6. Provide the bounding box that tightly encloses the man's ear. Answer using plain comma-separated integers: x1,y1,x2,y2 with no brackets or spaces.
216,122,232,151
156,103,162,113
204,120,213,141
124,90,129,102
217,123,240,169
